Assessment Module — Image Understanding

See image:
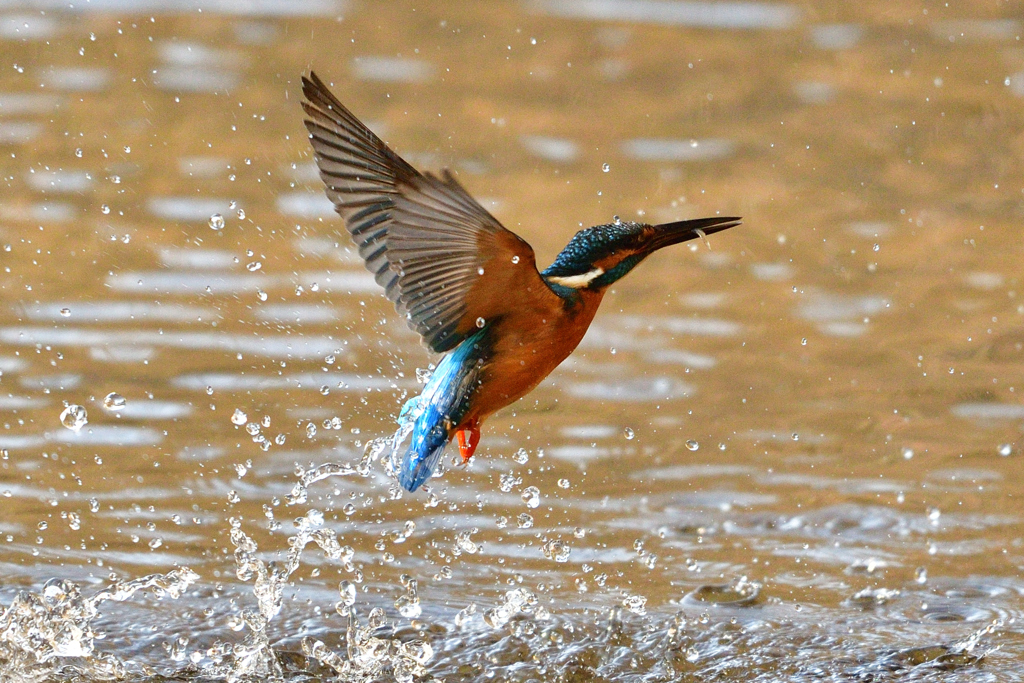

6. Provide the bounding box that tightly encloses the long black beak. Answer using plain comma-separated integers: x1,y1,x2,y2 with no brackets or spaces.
646,216,742,252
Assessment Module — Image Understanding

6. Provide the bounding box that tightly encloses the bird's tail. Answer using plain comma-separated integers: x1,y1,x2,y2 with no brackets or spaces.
395,401,452,492
393,333,485,491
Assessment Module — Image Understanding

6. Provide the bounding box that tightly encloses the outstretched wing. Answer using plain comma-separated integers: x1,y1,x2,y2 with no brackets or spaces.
301,72,551,353
301,72,414,304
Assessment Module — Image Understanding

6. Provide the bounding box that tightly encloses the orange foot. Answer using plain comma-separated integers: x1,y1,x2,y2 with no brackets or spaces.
455,422,481,463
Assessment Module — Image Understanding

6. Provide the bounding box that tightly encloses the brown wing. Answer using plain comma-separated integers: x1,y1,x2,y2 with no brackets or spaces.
301,72,554,353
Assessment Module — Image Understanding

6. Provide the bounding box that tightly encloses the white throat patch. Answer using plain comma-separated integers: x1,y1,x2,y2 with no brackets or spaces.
546,267,604,289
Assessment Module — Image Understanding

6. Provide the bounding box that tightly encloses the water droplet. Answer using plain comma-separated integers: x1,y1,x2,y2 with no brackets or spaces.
915,566,928,584
236,208,245,220
209,213,225,230
686,647,700,663
60,404,88,431
623,427,635,440
319,385,330,396
685,439,699,451
230,408,247,426
324,354,336,365
602,163,610,172
902,447,914,460
475,317,486,328
100,204,110,215
306,422,317,438
256,289,267,302
227,490,240,504
246,261,262,272
694,228,711,250
59,307,71,318
998,443,1012,456
800,338,807,346
499,474,522,493
622,594,647,615
454,529,479,555
477,266,485,275
573,527,586,538
791,432,799,441
511,255,520,264
513,448,529,464
613,215,622,225
102,392,126,411
516,513,533,529
873,243,880,252
557,478,570,489
74,148,83,158
542,539,571,562
521,486,540,509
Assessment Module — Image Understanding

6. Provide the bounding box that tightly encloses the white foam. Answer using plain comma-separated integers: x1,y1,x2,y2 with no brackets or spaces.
276,192,337,218
0,92,60,115
20,302,219,323
809,24,862,50
40,67,110,91
0,121,41,143
0,327,343,360
565,376,693,401
622,137,734,162
532,0,800,30
158,248,237,270
0,14,57,39
148,196,232,221
351,56,434,83
520,135,580,163
25,169,93,193
951,403,1024,420
172,372,408,392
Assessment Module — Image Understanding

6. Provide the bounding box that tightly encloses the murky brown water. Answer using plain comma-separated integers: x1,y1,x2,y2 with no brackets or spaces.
1,1,1023,680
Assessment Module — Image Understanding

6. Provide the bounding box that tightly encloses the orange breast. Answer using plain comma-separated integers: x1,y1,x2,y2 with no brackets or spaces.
462,289,604,423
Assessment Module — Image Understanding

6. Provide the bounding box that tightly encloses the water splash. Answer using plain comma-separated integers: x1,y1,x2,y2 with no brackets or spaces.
0,568,198,679
301,604,432,683
191,512,354,681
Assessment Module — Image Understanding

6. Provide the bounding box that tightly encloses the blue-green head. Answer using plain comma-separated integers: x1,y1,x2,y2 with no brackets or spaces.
541,216,740,293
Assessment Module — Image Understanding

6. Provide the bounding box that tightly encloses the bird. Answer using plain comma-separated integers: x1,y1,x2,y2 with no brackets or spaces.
301,72,740,492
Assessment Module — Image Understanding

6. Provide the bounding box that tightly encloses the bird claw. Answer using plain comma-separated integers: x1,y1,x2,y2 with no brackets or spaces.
456,424,480,463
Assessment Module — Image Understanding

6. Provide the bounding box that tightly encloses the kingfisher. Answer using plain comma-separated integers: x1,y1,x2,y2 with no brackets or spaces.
301,72,740,492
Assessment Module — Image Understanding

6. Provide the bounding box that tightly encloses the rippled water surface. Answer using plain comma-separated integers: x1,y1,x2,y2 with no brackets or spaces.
1,1,1023,680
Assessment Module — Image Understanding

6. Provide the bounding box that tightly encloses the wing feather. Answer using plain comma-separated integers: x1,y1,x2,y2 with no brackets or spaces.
302,72,556,353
